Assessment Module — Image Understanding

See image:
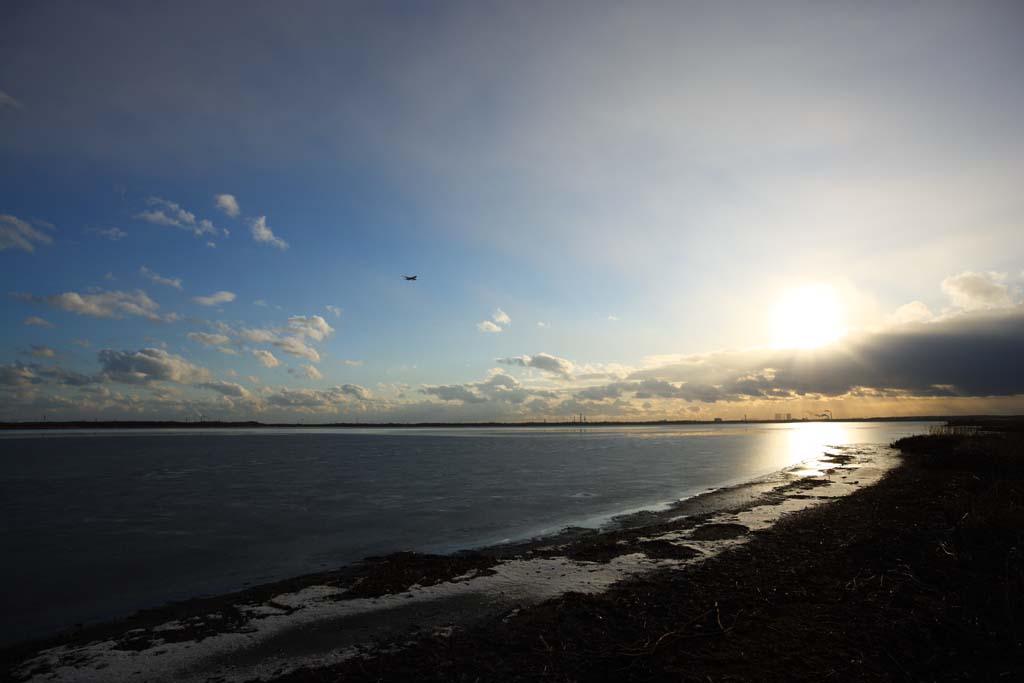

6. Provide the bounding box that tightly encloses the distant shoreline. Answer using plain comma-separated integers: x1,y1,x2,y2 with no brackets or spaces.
0,415,1012,430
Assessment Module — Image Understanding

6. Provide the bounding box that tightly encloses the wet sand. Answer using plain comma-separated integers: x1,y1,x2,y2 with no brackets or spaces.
4,444,897,682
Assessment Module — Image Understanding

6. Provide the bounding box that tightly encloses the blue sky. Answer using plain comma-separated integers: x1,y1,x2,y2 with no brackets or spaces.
2,1,1023,421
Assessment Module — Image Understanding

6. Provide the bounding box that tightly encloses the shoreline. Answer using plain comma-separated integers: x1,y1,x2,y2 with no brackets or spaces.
4,443,897,681
0,415,996,431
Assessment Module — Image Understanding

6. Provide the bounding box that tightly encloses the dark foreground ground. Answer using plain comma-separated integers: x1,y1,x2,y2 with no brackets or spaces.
271,426,1024,681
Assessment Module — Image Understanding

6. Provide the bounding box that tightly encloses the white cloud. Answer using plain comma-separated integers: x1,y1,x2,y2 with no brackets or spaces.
0,89,23,110
419,371,559,406
23,316,54,328
251,349,280,367
241,315,336,363
140,266,183,290
216,347,238,355
99,348,211,385
254,299,269,307
493,308,511,325
941,271,1016,311
344,359,363,367
91,227,127,241
240,327,278,343
537,321,549,328
44,289,160,320
326,305,342,318
0,214,53,252
186,332,231,346
197,380,250,398
287,315,334,341
289,364,323,380
274,336,320,362
477,320,502,333
889,300,934,325
192,290,236,306
214,193,240,217
607,314,619,321
249,215,288,249
135,197,219,237
496,352,575,377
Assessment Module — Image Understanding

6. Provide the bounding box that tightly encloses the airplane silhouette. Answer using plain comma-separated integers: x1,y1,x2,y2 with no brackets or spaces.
403,275,417,281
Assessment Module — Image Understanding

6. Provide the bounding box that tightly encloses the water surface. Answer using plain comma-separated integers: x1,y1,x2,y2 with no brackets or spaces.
0,421,931,643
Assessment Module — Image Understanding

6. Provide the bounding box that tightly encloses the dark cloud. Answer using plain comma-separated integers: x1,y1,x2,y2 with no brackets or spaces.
265,384,370,409
98,348,211,385
420,384,486,404
627,308,1024,401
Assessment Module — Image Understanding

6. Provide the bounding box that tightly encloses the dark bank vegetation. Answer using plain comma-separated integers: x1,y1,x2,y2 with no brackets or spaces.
273,422,1024,681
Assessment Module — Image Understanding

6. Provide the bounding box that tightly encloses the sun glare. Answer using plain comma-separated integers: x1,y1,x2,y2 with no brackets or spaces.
771,284,846,349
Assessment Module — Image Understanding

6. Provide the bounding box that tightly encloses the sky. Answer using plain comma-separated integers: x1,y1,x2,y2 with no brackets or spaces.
2,0,1023,422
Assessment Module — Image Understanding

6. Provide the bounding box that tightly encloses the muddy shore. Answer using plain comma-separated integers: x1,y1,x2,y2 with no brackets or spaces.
4,443,895,681
277,428,1023,681
5,428,1023,680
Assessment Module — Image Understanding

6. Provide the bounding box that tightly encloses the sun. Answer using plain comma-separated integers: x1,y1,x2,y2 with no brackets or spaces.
771,284,846,349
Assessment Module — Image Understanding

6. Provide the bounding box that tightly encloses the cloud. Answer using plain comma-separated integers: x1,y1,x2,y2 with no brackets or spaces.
197,380,250,398
251,349,280,367
265,384,369,410
537,321,549,328
42,289,160,320
0,89,23,110
249,216,288,249
326,305,342,318
421,384,487,403
607,314,619,321
288,364,323,380
889,300,934,325
942,271,1016,311
240,327,278,343
214,194,240,217
627,307,1024,401
29,345,56,358
140,266,183,290
192,290,236,306
98,348,211,385
575,383,625,401
186,331,231,346
344,359,363,367
477,320,502,333
273,336,321,362
91,227,127,241
241,315,334,363
0,363,38,387
135,197,219,237
493,308,511,325
0,214,53,252
496,352,574,377
286,315,334,341
35,366,97,387
23,316,53,328
419,372,557,406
